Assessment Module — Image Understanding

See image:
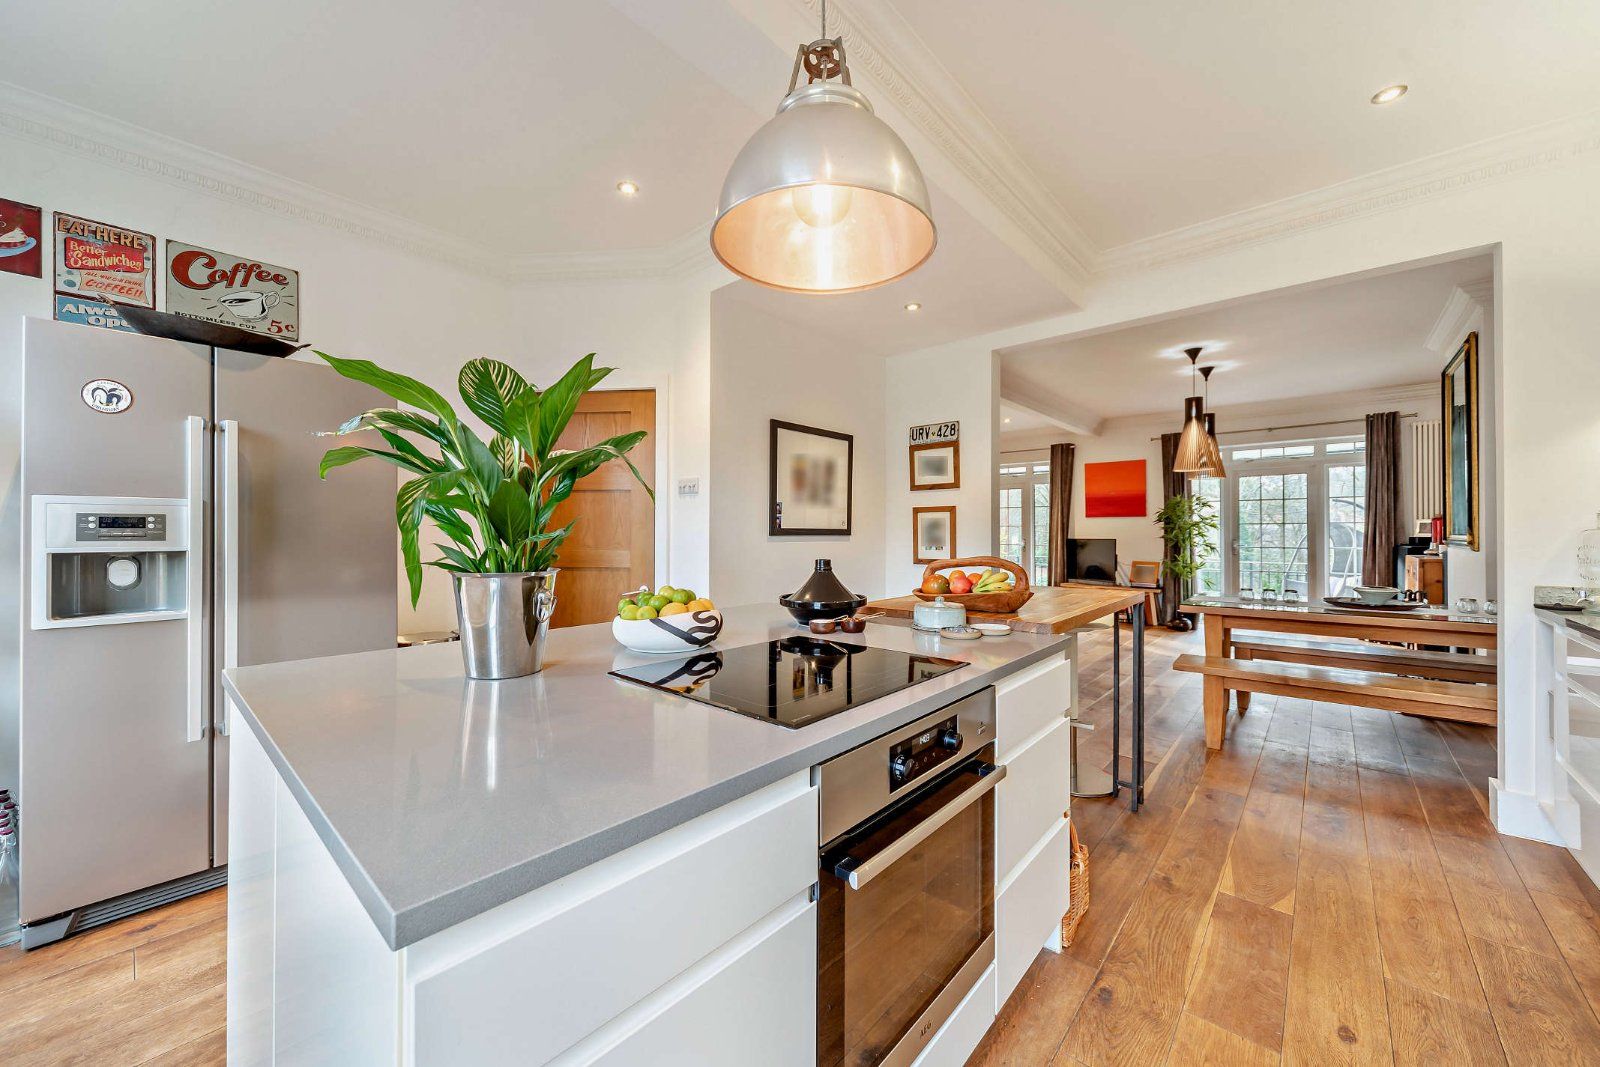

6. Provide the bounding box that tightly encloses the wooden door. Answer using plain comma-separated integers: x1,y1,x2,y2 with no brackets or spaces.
548,389,656,627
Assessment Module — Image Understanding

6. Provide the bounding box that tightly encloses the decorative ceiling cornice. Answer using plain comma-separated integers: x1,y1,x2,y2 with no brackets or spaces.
786,0,1096,290
1096,109,1600,276
1424,278,1493,353
0,80,491,276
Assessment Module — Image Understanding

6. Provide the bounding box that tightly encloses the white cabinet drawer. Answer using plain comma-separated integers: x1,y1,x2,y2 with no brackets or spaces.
996,817,1071,1008
995,655,1072,762
996,717,1071,884
911,963,997,1067
575,897,816,1067
409,773,817,1066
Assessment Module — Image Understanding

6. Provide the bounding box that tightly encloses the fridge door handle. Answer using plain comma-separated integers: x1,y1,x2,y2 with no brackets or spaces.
185,415,207,744
218,419,240,737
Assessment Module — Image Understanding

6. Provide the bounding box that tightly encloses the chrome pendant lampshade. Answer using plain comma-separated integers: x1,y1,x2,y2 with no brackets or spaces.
711,2,936,293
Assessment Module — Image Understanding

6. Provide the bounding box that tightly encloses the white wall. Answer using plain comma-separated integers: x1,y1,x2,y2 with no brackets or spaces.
883,342,1001,596
707,292,886,606
1001,384,1439,575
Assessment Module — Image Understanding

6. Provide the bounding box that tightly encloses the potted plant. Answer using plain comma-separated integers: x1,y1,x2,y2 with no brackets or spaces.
316,352,652,679
1154,492,1218,627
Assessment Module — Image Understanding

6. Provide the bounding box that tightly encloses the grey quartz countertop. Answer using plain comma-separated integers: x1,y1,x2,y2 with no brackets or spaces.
222,604,1073,950
1536,605,1600,641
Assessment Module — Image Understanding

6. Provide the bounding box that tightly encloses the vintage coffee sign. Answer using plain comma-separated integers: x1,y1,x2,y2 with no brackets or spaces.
52,212,155,307
0,197,43,278
165,241,299,340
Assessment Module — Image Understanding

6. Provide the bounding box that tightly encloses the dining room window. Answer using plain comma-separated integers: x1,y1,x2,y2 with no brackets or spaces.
1201,436,1368,602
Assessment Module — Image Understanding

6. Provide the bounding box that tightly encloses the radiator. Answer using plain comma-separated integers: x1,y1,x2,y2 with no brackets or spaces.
1411,419,1442,521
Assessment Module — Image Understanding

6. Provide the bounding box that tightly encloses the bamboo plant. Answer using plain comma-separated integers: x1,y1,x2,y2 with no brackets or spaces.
315,352,652,606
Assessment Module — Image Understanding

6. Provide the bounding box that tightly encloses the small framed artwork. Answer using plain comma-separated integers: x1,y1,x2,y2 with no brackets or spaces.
770,420,853,536
912,506,957,564
1441,332,1479,550
0,198,43,278
909,440,960,491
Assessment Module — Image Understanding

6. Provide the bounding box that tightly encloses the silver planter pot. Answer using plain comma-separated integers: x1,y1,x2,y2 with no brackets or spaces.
452,570,558,680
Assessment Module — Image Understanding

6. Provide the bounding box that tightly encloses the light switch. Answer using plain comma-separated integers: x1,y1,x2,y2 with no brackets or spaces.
677,478,700,498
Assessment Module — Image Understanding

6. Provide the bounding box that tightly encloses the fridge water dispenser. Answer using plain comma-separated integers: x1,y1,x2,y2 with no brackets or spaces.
30,497,193,629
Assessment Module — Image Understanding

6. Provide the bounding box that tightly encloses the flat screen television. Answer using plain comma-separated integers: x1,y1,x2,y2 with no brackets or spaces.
1067,538,1118,584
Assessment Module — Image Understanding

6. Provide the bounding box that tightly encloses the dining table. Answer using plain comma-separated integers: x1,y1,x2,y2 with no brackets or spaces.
1182,594,1498,741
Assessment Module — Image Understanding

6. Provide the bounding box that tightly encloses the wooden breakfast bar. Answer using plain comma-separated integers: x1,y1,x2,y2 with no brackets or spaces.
868,583,1152,808
1180,596,1500,748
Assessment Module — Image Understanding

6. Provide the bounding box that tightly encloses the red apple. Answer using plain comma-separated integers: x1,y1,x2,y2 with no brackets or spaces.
949,575,973,594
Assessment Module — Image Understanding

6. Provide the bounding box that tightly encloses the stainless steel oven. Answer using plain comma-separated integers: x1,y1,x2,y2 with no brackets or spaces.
816,688,1002,1067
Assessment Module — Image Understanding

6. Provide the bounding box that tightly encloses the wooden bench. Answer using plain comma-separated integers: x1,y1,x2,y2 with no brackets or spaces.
1229,635,1496,684
1174,654,1497,748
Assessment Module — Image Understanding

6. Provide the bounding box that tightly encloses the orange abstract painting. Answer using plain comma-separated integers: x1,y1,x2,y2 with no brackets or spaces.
1084,459,1146,517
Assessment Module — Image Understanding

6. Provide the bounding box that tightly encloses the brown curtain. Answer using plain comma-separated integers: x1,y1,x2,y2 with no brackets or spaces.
1362,411,1402,586
1046,442,1075,585
1159,432,1186,626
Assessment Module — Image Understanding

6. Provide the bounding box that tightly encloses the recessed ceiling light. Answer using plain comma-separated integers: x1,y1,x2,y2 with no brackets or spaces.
1003,417,1011,424
904,302,922,312
615,179,639,197
1370,84,1407,105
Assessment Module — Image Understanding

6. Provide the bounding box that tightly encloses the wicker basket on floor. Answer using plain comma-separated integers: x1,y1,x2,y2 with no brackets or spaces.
1060,820,1089,947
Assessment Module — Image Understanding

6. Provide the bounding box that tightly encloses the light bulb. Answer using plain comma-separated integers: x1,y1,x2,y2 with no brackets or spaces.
791,184,854,228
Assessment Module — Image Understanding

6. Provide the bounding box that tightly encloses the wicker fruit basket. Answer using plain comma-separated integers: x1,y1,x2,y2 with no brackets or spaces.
1060,821,1089,947
912,556,1033,615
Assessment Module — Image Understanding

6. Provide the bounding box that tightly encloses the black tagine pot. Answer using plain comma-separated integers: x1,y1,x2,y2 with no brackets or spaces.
779,559,867,624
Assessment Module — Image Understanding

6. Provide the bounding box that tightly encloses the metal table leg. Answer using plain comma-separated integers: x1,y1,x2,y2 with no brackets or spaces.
1112,602,1147,812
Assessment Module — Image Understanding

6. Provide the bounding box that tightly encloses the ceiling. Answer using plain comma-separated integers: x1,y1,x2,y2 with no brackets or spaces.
1002,255,1493,422
897,0,1600,248
1,0,760,254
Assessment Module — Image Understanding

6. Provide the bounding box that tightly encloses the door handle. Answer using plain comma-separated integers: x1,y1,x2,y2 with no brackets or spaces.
184,415,207,744
218,420,240,736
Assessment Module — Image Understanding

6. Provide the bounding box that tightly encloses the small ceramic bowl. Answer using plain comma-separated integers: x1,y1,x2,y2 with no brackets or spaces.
1352,585,1401,605
612,609,724,654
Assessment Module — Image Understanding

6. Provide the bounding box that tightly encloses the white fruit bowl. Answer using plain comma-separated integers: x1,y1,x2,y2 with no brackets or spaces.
612,609,724,654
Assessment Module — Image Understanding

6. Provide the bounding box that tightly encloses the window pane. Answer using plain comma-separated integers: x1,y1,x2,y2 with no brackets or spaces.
1031,483,1051,585
1326,463,1367,597
1237,472,1309,596
998,487,1024,567
1192,476,1224,595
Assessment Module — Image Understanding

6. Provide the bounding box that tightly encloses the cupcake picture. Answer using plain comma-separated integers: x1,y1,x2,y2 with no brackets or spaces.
0,198,42,278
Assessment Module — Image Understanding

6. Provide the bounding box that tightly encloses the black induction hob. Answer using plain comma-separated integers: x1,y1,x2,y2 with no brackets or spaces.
609,636,966,729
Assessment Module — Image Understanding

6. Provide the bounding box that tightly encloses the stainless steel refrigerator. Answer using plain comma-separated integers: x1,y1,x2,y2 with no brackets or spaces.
17,317,396,947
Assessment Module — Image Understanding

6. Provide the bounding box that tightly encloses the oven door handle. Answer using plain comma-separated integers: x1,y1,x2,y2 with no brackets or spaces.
832,761,1005,890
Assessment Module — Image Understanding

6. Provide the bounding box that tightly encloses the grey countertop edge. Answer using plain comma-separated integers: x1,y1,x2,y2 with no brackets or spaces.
1535,605,1600,641
224,631,1075,951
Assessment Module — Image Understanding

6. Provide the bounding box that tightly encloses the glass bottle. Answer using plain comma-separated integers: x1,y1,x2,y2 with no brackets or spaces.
1581,510,1600,595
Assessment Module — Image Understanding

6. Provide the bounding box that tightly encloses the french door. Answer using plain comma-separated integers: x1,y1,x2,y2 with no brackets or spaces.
1193,441,1367,601
997,461,1050,586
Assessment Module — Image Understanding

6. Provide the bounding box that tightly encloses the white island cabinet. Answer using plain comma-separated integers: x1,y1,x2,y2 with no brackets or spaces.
228,717,818,1066
221,605,1080,1067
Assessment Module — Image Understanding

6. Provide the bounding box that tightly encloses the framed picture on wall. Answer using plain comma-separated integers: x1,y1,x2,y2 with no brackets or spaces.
912,505,957,563
1084,459,1147,517
908,440,960,490
770,420,853,536
1441,332,1479,550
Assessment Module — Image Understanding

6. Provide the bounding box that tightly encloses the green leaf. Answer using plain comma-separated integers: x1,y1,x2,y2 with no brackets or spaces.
458,359,529,436
396,471,463,606
433,543,482,572
319,445,429,478
486,480,533,550
502,387,542,461
452,423,504,503
332,407,453,451
489,434,520,477
535,354,609,457
317,352,458,427
376,429,441,472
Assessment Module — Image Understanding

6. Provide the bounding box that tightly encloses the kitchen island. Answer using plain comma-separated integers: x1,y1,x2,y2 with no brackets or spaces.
223,604,1079,1065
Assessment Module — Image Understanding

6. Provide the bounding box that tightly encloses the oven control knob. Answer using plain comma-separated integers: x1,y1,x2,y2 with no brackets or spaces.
939,729,963,751
890,756,912,780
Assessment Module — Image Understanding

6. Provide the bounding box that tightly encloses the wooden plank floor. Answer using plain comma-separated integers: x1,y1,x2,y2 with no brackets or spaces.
0,886,227,1064
973,624,1600,1066
5,625,1598,1065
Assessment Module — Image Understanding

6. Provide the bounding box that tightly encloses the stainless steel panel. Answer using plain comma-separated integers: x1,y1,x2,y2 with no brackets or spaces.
19,319,213,923
211,350,397,861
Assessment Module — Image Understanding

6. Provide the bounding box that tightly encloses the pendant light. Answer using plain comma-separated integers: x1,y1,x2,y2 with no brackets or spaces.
711,0,936,294
1173,347,1211,473
1198,365,1227,478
